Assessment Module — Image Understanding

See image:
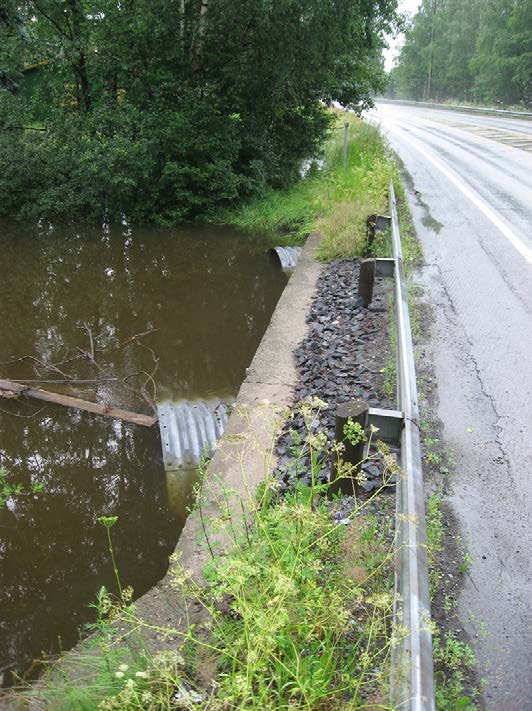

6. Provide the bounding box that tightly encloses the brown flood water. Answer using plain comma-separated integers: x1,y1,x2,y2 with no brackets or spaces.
0,221,287,683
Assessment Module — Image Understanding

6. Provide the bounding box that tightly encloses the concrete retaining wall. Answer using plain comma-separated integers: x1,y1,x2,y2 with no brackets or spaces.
130,232,323,642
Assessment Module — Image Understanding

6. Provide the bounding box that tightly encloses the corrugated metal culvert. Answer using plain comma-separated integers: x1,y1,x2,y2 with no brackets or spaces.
157,400,230,471
270,246,302,270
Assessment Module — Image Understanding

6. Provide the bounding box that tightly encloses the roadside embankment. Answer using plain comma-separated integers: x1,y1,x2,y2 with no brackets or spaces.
129,230,324,638
219,112,395,262
29,244,400,709
6,114,464,710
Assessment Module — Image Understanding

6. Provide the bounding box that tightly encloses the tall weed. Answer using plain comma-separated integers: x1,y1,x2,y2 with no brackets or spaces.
11,400,398,710
221,112,397,261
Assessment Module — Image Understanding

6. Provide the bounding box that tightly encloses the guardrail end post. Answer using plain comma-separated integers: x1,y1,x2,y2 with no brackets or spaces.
357,258,376,306
329,400,369,497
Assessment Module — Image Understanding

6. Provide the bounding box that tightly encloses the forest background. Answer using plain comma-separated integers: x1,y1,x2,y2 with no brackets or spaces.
389,0,532,107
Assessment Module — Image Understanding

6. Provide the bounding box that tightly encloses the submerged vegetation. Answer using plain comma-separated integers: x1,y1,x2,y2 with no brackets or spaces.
0,464,44,507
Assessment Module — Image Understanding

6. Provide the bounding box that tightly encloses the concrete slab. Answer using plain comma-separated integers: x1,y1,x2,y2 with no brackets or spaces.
246,232,322,386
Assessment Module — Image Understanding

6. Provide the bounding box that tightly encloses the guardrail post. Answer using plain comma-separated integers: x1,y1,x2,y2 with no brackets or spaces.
330,399,368,496
366,213,377,255
366,214,391,256
375,214,392,232
358,258,376,306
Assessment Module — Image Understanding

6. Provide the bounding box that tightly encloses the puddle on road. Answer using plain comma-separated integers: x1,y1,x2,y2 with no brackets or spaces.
0,221,288,682
393,154,444,234
420,209,444,234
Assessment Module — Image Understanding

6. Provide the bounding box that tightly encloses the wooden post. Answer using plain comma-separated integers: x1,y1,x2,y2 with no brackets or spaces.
330,400,368,496
358,258,376,307
366,213,377,255
342,122,349,173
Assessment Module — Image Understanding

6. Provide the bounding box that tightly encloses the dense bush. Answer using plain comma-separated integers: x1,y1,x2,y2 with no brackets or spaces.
0,0,397,223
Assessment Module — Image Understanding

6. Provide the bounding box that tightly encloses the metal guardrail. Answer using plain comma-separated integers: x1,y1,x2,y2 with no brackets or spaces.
356,185,435,707
389,181,435,710
375,97,532,120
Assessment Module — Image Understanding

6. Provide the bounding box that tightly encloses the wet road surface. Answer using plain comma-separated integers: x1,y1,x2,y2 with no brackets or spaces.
369,102,532,709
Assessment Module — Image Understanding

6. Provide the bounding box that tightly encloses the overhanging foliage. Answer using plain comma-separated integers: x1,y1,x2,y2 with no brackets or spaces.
0,0,398,223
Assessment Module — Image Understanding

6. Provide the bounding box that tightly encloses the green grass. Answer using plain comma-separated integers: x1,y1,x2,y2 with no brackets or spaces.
458,551,473,576
220,178,321,242
426,494,445,598
196,486,393,709
12,400,397,710
382,304,397,399
220,112,397,262
433,633,477,711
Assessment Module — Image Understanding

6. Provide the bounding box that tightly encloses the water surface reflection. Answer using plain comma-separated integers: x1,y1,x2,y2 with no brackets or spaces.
0,222,287,680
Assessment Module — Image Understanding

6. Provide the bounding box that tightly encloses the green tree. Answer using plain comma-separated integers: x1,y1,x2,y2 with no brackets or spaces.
391,0,530,107
472,0,532,105
0,0,399,223
0,1,27,94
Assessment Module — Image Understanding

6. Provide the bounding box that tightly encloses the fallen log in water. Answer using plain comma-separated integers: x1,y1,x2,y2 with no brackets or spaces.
0,378,157,427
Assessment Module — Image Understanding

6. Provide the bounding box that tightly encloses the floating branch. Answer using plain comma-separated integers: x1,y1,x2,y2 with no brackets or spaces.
11,378,118,385
0,379,157,427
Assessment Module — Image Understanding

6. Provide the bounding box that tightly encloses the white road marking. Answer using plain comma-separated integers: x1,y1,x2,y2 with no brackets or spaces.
383,121,532,266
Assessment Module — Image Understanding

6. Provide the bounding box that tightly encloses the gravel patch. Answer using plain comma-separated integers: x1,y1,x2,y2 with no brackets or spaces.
273,258,398,493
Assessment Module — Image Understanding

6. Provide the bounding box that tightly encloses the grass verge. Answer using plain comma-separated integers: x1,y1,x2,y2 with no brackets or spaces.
219,111,397,262
426,495,479,711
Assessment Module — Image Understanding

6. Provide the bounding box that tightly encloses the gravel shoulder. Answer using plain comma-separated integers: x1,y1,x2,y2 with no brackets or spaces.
271,258,397,492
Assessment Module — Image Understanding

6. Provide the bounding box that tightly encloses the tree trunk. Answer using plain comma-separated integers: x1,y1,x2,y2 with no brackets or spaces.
66,0,91,112
191,0,208,72
426,0,436,100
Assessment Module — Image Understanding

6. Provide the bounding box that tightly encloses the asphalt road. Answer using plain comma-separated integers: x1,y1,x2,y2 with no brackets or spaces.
368,102,532,709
